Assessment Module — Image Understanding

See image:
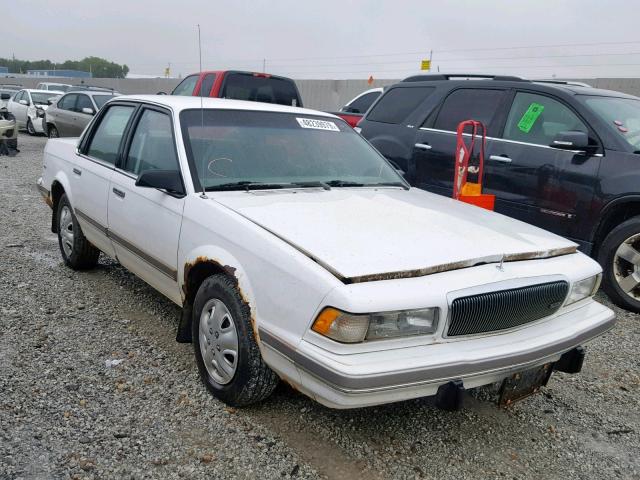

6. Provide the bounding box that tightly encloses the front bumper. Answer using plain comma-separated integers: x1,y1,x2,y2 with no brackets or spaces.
0,118,17,141
260,299,615,408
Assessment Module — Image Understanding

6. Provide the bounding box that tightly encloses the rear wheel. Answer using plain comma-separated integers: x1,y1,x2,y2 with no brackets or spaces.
598,216,640,312
26,119,36,136
47,124,59,138
192,274,279,406
57,194,100,270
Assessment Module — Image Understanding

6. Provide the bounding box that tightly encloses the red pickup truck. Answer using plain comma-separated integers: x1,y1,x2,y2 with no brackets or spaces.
172,70,366,128
171,70,304,107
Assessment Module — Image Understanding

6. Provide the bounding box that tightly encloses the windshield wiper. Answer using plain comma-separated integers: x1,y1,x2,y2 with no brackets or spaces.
205,181,331,192
326,180,409,189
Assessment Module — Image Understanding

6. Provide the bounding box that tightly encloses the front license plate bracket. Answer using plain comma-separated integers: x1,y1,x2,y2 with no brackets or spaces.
498,363,553,407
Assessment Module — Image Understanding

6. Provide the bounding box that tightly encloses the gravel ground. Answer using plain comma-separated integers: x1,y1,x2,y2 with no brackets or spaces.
1,133,639,480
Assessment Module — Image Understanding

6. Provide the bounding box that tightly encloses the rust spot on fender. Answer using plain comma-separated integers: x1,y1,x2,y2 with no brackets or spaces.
182,257,260,343
44,195,53,208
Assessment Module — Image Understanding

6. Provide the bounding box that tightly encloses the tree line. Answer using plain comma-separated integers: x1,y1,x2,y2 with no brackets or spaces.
0,56,129,78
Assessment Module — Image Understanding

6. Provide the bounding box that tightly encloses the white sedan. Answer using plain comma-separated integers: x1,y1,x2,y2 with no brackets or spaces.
37,95,615,409
8,89,62,135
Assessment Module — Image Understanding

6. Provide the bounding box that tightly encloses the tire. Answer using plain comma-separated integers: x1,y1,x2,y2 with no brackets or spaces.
598,216,640,312
192,274,279,406
7,138,17,150
26,119,36,136
47,125,59,138
56,194,100,270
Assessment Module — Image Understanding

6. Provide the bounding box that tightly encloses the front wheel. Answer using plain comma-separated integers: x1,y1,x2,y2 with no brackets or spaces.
26,119,36,136
47,124,59,138
192,274,279,406
598,216,640,312
57,194,100,270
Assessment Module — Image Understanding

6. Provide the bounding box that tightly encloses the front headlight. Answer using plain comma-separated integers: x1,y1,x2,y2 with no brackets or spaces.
565,274,601,306
311,307,439,343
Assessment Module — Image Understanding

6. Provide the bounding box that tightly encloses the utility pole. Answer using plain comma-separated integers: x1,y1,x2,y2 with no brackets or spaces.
429,50,433,72
262,58,266,72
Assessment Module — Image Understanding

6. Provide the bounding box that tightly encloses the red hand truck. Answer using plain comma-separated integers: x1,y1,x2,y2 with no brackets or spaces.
452,120,495,211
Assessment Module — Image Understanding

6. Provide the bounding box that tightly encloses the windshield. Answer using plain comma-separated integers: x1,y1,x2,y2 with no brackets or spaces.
31,92,54,105
93,95,115,109
220,74,301,107
583,95,640,150
180,110,406,191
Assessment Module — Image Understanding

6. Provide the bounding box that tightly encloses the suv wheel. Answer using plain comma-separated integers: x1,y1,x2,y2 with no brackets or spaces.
48,125,59,138
192,274,279,406
57,194,100,270
598,216,640,312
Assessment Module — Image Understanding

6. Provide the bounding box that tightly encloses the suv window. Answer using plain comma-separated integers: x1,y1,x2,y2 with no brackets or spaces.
172,75,199,96
124,109,178,176
433,89,506,134
347,91,381,114
76,94,93,113
87,105,135,164
220,73,301,106
367,87,435,124
503,92,587,146
58,94,77,111
198,73,216,96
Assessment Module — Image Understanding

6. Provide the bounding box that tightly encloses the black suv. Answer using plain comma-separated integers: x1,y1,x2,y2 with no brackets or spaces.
358,74,640,312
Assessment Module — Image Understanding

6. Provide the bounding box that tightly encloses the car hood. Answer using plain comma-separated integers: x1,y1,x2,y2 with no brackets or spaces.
213,188,577,283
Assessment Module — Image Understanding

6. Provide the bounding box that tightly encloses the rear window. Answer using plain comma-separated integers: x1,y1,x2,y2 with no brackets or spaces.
433,88,506,134
220,73,301,107
367,86,435,124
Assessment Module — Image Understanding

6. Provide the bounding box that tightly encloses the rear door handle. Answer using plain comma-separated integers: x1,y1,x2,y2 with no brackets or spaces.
489,155,513,163
72,168,82,176
414,143,432,150
112,187,125,198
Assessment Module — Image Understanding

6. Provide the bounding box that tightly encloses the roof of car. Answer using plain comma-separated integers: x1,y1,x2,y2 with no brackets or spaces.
66,90,119,96
114,95,337,118
24,89,64,94
392,76,640,100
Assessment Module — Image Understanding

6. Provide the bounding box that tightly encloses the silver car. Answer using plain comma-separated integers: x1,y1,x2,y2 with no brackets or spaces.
45,90,118,137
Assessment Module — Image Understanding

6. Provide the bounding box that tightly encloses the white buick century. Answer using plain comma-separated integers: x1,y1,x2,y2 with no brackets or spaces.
37,96,615,409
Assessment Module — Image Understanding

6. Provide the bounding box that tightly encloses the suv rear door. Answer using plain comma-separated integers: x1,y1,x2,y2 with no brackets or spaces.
486,90,602,242
412,87,509,196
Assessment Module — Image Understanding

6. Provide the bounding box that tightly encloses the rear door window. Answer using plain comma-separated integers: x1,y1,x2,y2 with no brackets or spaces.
220,73,301,106
76,94,93,113
197,73,216,96
86,105,135,165
58,94,77,111
503,92,588,146
346,91,381,113
171,75,199,96
367,87,435,124
433,89,507,134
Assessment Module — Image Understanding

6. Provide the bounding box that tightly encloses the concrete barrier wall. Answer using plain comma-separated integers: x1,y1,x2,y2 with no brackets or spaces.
7,76,640,111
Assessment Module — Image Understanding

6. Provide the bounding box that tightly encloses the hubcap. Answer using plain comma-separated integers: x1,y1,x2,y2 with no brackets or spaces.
28,121,34,134
613,233,640,301
49,127,58,138
198,298,239,385
59,206,74,257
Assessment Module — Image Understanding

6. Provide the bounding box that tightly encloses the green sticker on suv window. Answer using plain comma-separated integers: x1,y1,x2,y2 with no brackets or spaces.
517,102,545,133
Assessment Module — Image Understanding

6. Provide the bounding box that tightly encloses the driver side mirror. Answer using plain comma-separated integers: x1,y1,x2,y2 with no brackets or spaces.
550,131,593,151
81,107,95,115
19,99,28,106
135,169,185,196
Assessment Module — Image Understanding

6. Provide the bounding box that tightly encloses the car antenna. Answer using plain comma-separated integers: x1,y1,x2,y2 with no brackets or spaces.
197,23,208,200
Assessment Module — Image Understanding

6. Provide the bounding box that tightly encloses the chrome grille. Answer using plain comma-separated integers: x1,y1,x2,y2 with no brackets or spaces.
447,281,569,337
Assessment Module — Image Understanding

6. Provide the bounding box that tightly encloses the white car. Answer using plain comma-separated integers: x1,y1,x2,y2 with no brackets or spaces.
8,89,63,135
36,82,72,93
341,87,383,114
37,95,615,409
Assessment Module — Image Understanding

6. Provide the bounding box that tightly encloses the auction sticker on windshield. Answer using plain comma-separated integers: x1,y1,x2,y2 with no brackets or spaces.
296,118,340,131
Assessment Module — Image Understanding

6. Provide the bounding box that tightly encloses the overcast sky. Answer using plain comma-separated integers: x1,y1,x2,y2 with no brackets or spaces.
5,0,640,80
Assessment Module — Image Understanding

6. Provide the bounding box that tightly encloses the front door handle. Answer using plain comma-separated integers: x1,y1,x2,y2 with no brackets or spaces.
414,143,432,150
489,155,513,163
72,168,82,176
112,187,125,199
